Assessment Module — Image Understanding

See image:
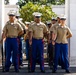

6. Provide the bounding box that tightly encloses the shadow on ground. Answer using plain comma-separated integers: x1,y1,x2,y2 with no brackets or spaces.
0,66,76,75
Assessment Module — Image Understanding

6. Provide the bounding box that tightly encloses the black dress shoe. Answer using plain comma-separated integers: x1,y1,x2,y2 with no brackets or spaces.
61,66,65,69
30,70,35,73
26,58,28,60
41,70,45,73
66,70,70,73
28,70,31,73
4,70,9,72
15,70,19,73
50,66,53,69
52,70,56,73
20,64,23,66
19,66,21,69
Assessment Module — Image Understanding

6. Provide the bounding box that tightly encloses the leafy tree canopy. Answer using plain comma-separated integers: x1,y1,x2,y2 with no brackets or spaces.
17,0,65,8
4,0,9,5
19,2,56,23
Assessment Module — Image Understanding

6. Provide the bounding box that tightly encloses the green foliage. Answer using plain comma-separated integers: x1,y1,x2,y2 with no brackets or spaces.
58,0,65,5
4,0,9,5
46,0,65,5
19,2,56,23
16,0,26,8
17,0,65,8
53,0,65,5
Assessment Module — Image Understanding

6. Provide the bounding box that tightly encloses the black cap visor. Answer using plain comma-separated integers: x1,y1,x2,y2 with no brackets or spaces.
60,18,66,20
9,14,15,16
47,23,52,25
52,19,57,21
35,16,41,18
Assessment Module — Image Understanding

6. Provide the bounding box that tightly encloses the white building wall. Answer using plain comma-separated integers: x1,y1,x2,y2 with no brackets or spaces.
69,0,76,66
52,5,65,15
0,0,4,64
65,0,76,66
0,0,4,39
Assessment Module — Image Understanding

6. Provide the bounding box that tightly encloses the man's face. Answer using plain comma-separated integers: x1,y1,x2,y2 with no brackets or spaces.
9,15,15,21
60,19,66,24
26,24,29,27
35,17,41,23
52,20,57,24
48,24,52,28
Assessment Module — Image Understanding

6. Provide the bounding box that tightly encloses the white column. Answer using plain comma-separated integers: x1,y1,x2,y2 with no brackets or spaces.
65,0,70,60
0,0,4,39
65,0,76,66
0,0,4,64
65,0,70,26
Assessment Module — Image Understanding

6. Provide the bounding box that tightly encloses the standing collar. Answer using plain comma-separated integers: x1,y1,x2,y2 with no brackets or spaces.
8,19,17,25
60,25,67,28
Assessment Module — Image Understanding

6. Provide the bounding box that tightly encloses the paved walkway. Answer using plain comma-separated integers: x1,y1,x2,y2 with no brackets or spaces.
0,46,76,75
0,64,76,75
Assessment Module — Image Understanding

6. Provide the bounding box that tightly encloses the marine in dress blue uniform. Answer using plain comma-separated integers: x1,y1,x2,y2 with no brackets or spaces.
46,21,54,68
28,12,48,73
2,10,23,72
52,15,72,73
24,22,30,60
16,13,27,66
